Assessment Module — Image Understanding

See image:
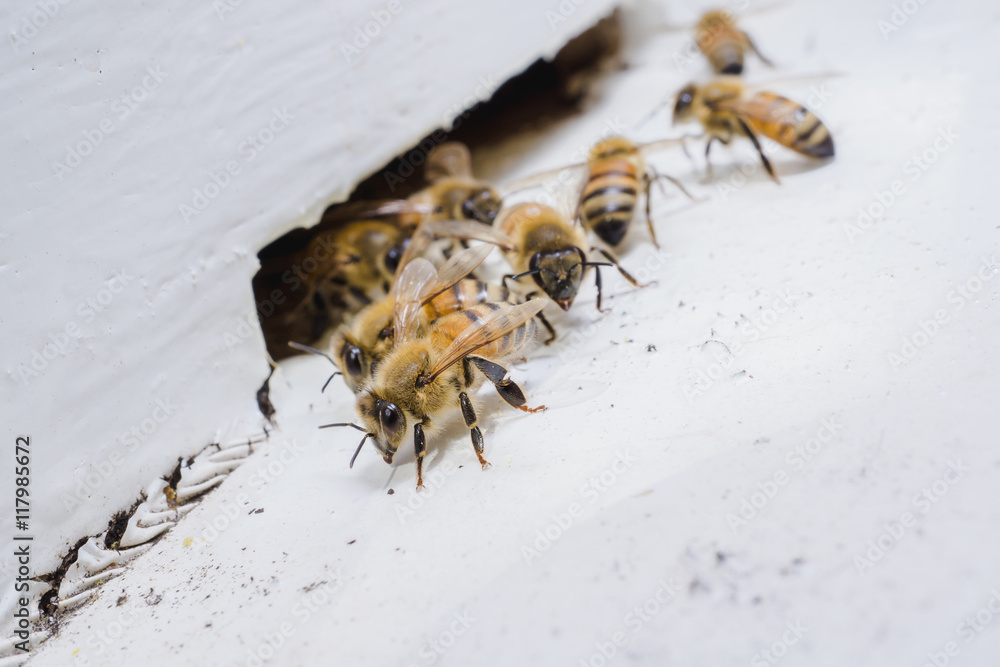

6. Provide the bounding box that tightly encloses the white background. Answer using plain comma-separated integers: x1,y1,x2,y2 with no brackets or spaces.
7,0,1000,665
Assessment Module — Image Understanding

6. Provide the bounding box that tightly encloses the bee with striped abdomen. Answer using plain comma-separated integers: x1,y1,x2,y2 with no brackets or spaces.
694,9,773,75
672,76,834,183
322,299,548,489
578,136,697,248
306,244,496,394
410,142,503,225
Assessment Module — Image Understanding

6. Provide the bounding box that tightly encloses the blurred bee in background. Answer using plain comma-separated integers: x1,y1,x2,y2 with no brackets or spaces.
322,299,548,489
297,245,496,394
496,202,647,313
672,76,835,183
505,136,697,249
410,142,503,225
694,9,773,75
255,199,430,359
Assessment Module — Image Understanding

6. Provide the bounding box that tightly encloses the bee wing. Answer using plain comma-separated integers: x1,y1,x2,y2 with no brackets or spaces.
424,244,494,302
390,219,514,294
319,199,434,227
425,142,474,181
392,258,439,345
420,220,516,250
722,92,834,158
501,163,587,195
635,135,701,156
427,300,547,382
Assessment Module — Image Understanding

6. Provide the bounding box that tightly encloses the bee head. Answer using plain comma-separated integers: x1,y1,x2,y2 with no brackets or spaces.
673,84,697,124
529,248,586,311
460,186,502,225
357,391,407,463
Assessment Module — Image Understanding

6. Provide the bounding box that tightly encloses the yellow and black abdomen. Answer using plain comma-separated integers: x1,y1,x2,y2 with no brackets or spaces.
743,92,835,159
579,158,639,247
428,279,510,317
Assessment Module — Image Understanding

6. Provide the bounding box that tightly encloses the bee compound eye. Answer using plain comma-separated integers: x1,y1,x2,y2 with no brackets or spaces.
343,344,364,379
461,199,477,219
380,403,402,432
385,245,404,274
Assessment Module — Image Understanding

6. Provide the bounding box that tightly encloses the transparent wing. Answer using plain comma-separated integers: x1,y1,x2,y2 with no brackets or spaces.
425,142,474,181
318,198,434,227
393,258,438,345
426,245,494,301
390,219,513,295
422,220,515,249
502,163,587,194
427,300,547,381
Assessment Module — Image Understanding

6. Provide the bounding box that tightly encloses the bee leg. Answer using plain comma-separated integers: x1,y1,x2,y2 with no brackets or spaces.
743,32,774,67
468,357,546,413
590,247,656,291
413,422,427,489
640,172,661,249
458,392,491,469
736,118,780,184
593,264,611,314
525,291,557,344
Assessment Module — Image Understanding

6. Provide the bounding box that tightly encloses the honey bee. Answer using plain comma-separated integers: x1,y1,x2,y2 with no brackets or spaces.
316,244,497,394
322,299,548,489
496,202,647,312
410,142,503,225
672,76,835,183
694,9,773,75
577,136,698,248
255,199,430,359
504,136,697,249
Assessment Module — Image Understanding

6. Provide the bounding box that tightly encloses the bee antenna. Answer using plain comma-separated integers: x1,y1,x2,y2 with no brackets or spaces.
288,341,343,393
320,372,343,393
582,262,614,268
318,422,368,431
349,433,374,469
634,95,673,131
